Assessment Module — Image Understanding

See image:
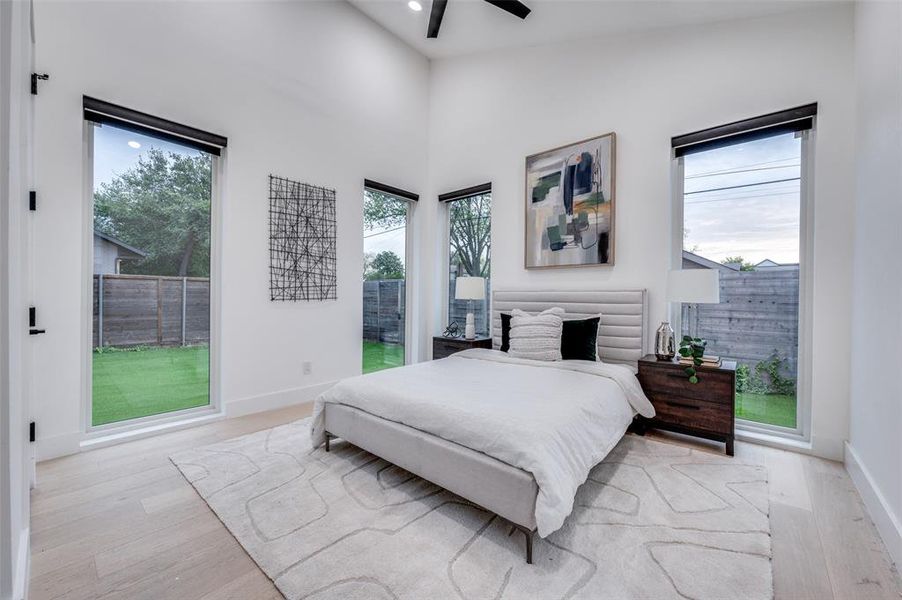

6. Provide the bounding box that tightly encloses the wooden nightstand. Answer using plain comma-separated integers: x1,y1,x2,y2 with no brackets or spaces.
637,354,737,455
432,336,492,359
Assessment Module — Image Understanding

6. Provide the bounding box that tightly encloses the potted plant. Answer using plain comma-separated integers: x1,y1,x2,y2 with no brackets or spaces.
679,336,707,383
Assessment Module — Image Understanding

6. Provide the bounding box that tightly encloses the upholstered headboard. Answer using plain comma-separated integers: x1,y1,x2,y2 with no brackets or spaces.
491,289,648,369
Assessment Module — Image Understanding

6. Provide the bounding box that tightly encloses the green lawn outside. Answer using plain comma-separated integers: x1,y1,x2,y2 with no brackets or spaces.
92,345,210,426
736,392,796,429
363,341,404,374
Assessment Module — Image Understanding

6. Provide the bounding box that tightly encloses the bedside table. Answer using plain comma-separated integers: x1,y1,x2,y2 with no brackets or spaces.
432,336,492,359
637,354,737,455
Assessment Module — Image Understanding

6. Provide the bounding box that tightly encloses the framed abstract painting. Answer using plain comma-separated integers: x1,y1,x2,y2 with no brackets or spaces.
524,132,616,268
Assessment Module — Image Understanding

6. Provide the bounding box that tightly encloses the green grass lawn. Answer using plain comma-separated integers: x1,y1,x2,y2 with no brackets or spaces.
363,341,404,374
736,392,797,429
92,345,209,426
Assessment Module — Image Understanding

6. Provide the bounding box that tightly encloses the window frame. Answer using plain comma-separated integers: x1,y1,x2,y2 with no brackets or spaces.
80,120,224,437
362,182,416,368
440,185,492,341
670,127,815,443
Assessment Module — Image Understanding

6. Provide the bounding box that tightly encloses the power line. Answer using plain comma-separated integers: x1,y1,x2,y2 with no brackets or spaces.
685,163,800,179
364,225,405,239
684,177,800,196
685,185,800,203
684,156,798,178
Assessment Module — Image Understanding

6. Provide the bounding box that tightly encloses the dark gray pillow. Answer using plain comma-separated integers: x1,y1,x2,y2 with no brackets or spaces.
500,313,512,352
561,317,600,361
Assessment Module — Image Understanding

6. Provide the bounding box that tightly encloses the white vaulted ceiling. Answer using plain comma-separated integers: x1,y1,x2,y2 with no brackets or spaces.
349,0,831,59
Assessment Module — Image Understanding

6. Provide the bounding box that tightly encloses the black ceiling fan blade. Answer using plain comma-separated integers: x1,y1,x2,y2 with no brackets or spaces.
427,0,448,38
483,0,531,20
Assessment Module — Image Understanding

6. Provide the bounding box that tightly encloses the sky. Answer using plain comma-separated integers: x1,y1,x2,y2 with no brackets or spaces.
364,212,407,263
93,123,202,188
682,132,801,265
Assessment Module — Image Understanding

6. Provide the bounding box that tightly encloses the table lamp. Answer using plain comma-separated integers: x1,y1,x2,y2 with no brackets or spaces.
454,276,485,340
667,269,721,340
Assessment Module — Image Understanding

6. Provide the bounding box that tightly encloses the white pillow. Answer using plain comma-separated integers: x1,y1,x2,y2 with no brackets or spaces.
508,307,564,361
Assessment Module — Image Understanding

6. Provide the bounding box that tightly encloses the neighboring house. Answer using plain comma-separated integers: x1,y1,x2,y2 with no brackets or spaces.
93,230,147,274
754,258,800,271
681,250,740,271
755,259,780,268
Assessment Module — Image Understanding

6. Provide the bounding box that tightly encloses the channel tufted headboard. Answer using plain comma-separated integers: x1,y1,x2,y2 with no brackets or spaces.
491,289,648,369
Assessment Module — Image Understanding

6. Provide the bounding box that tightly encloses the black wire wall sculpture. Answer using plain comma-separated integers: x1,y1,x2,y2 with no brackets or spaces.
269,175,337,301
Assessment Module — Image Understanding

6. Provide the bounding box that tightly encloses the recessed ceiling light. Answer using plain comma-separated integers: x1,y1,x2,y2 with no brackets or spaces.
408,0,422,11
127,141,141,149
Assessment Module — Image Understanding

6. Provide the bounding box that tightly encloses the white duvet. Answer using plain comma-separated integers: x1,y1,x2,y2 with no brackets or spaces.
310,349,654,537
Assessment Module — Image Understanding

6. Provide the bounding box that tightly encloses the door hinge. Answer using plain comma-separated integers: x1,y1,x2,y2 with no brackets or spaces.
29,422,35,443
29,191,36,211
29,306,45,335
31,73,49,95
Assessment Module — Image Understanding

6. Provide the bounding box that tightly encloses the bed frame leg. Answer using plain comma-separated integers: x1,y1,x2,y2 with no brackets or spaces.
513,525,535,564
324,432,331,452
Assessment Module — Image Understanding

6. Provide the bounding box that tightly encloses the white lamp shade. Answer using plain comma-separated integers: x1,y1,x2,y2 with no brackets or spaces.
455,276,486,301
667,269,720,304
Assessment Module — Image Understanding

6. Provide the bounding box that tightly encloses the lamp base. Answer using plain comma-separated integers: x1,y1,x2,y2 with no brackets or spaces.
465,313,476,340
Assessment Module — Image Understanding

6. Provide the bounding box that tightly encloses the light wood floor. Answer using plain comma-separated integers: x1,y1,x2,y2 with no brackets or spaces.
30,404,900,600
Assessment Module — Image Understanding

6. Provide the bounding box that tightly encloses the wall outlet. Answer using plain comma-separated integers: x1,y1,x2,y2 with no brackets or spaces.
302,361,312,375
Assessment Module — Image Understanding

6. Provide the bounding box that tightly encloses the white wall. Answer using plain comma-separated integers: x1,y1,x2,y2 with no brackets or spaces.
26,1,868,468
424,5,856,460
846,0,902,565
1,0,34,596
31,0,430,459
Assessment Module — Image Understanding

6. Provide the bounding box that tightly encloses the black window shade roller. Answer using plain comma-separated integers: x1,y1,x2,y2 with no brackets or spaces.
672,103,816,157
364,179,419,202
438,182,492,202
83,96,227,156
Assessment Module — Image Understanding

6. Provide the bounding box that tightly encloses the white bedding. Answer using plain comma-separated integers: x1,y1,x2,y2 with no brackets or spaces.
310,348,654,537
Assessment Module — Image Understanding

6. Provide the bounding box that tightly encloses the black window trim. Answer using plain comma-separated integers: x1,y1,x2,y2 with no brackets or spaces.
83,96,227,156
672,103,817,157
364,179,419,202
438,182,492,203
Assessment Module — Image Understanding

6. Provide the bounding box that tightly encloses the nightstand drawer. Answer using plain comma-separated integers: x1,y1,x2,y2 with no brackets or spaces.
638,367,734,405
433,340,462,359
432,336,492,359
649,395,733,435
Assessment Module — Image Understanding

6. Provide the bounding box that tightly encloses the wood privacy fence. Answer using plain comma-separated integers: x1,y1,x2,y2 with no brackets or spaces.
93,274,210,348
362,278,492,344
681,268,799,378
363,280,405,344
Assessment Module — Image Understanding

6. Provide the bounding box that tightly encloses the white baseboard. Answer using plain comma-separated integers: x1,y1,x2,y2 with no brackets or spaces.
80,411,225,454
845,441,902,566
13,526,29,600
225,380,335,418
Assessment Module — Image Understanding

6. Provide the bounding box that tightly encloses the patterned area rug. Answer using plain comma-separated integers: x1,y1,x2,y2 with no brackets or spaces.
171,418,772,599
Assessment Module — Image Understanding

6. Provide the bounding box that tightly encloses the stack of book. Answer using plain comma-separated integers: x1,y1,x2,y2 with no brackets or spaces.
679,355,722,368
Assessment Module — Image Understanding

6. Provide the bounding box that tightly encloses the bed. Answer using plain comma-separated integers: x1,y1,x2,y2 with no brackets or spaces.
311,289,652,563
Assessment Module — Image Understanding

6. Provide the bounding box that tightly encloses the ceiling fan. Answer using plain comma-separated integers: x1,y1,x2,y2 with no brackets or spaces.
426,0,531,38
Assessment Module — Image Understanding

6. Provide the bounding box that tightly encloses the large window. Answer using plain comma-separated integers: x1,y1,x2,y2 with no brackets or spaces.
86,98,225,428
444,186,492,337
362,181,416,374
674,106,813,435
